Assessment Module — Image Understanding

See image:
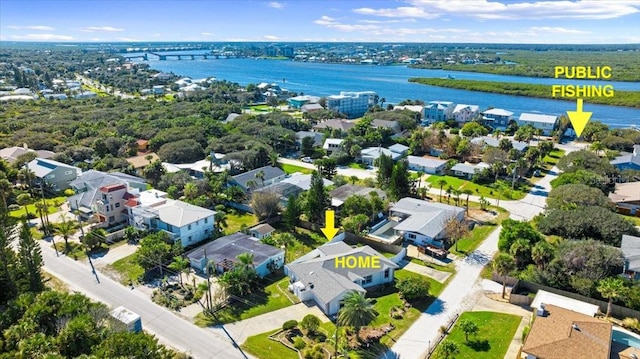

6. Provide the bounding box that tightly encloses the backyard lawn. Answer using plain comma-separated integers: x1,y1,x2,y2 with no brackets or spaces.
9,196,67,218
108,253,144,284
450,204,510,257
425,175,529,201
281,163,313,175
195,274,299,325
543,148,565,167
223,212,258,235
277,225,327,263
433,311,521,359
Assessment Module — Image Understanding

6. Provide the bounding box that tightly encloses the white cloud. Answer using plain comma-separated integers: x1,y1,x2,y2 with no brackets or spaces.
11,33,74,41
358,18,416,24
314,16,338,25
263,35,279,40
268,2,284,9
81,26,124,32
7,25,55,31
116,37,140,42
314,16,379,32
201,32,215,36
355,0,640,20
529,26,590,34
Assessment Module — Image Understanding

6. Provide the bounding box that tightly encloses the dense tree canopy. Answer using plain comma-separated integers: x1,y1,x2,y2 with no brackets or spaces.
547,184,614,210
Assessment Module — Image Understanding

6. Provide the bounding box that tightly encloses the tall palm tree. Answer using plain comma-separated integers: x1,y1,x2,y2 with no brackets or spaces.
462,189,473,214
168,256,190,287
445,186,453,205
337,291,378,337
531,241,553,270
236,252,255,274
590,141,605,156
255,170,265,187
493,253,516,299
597,277,625,317
16,193,32,221
437,179,447,203
55,214,77,253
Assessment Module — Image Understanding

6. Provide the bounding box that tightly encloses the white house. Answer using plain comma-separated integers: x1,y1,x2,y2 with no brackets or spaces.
323,138,344,155
388,143,410,156
450,162,490,179
517,113,559,136
358,147,402,166
186,232,284,277
452,104,480,124
285,242,398,315
407,156,447,175
390,198,465,247
482,108,514,130
326,91,377,119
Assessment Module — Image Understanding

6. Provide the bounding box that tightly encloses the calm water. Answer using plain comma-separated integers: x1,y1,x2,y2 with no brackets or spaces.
134,52,640,128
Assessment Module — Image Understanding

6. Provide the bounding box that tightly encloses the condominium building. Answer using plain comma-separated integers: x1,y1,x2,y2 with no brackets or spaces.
325,91,377,118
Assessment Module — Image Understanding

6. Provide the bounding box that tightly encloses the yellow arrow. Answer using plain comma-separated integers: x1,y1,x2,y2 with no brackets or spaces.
566,98,592,138
321,210,339,240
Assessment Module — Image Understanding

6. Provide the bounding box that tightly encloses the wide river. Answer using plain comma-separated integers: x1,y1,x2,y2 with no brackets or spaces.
134,53,640,128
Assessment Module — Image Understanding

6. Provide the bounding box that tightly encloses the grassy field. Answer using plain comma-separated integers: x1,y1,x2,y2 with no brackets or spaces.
425,175,529,201
450,205,510,257
9,196,66,218
108,253,144,284
195,275,299,325
432,311,521,359
281,163,313,175
543,148,565,167
223,212,258,235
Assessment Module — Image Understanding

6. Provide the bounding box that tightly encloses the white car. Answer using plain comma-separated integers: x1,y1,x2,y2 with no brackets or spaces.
301,157,313,163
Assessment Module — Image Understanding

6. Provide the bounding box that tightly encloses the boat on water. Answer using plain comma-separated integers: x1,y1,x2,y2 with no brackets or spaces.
447,74,456,79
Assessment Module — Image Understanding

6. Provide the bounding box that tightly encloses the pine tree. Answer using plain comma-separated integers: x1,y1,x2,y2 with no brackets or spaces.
0,199,18,304
283,195,301,229
306,171,329,223
16,220,44,293
389,160,411,201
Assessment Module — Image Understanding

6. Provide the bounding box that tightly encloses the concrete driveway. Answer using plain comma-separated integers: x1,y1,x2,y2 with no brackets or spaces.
225,302,329,344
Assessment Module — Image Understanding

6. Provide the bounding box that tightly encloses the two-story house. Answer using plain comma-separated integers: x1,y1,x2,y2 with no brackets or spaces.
27,158,81,191
517,113,559,136
482,108,514,131
452,104,480,125
423,101,454,124
322,138,344,155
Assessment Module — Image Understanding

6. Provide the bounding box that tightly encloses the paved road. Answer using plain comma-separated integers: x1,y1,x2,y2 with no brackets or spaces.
40,244,253,359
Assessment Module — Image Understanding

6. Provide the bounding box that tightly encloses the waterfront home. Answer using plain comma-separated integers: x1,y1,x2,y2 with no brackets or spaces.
393,104,424,119
229,165,286,192
187,232,283,277
288,95,320,108
371,119,402,135
322,138,344,155
610,145,640,171
423,101,455,124
249,223,276,240
68,170,146,219
471,136,529,152
517,113,559,136
126,152,160,176
325,91,377,119
450,162,490,179
301,103,324,113
27,157,81,191
390,198,465,248
522,304,612,359
0,146,55,164
407,156,447,175
285,241,397,315
129,189,215,247
452,104,480,124
358,146,402,166
329,184,386,209
313,119,356,133
621,235,640,281
608,181,640,215
482,108,514,130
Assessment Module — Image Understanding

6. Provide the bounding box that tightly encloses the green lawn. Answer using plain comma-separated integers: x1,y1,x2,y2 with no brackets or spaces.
433,311,521,359
223,212,258,235
281,163,312,175
408,258,456,273
9,196,66,218
348,162,367,169
278,226,327,263
425,175,529,201
620,214,640,226
108,253,144,284
195,275,299,325
243,329,298,359
450,203,509,257
543,148,565,167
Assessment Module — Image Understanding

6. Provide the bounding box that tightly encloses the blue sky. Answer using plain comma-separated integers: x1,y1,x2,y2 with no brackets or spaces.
1,0,639,43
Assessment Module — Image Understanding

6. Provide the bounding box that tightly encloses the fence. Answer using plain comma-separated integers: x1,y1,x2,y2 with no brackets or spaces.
490,273,640,319
425,313,460,359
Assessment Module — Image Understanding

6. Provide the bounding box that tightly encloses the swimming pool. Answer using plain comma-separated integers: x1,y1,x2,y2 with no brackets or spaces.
612,327,640,348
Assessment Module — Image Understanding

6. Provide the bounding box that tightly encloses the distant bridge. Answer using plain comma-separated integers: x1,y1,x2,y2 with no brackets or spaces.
123,52,241,61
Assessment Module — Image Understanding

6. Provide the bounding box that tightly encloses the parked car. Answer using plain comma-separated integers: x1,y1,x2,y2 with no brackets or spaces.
533,169,542,177
301,157,313,163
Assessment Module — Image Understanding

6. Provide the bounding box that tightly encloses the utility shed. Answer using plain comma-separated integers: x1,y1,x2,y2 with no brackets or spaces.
110,306,142,333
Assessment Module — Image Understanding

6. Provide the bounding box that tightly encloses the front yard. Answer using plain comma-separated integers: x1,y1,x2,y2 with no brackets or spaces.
432,311,521,359
9,196,67,218
281,163,313,175
195,274,299,325
425,175,530,201
450,204,510,256
107,253,144,284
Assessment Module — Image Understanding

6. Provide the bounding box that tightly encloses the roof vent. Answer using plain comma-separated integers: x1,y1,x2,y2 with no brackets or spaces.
309,271,314,275
308,282,314,289
572,324,580,331
537,303,546,317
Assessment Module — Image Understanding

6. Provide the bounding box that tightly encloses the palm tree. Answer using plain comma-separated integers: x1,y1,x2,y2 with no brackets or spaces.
236,252,255,274
590,141,605,156
597,277,625,317
349,175,358,185
452,189,461,206
437,179,447,202
493,130,503,139
445,186,453,205
492,161,503,183
16,193,32,221
338,291,378,337
439,340,459,359
255,170,265,187
246,180,258,191
183,182,198,200
509,238,531,269
34,201,48,235
168,256,190,287
493,253,516,299
55,214,77,253
531,241,553,270
462,189,473,214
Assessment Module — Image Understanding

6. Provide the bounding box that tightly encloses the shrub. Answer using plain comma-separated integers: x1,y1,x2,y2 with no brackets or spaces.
301,314,321,334
396,276,430,301
450,128,460,135
283,320,298,331
303,344,324,359
522,325,531,341
622,318,640,334
63,189,75,196
293,336,306,350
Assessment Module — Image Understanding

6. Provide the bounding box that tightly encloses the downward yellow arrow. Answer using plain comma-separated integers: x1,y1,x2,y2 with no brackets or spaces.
321,210,340,240
567,98,592,138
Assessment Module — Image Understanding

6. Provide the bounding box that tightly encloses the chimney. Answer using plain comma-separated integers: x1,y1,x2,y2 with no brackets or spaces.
537,303,546,317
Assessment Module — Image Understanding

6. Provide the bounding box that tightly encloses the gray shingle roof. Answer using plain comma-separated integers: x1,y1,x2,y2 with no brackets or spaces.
231,166,285,190
407,155,447,169
187,232,283,265
391,198,464,239
470,136,528,152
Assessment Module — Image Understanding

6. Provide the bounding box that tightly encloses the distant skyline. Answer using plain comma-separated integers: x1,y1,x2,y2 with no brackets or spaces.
1,0,639,44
